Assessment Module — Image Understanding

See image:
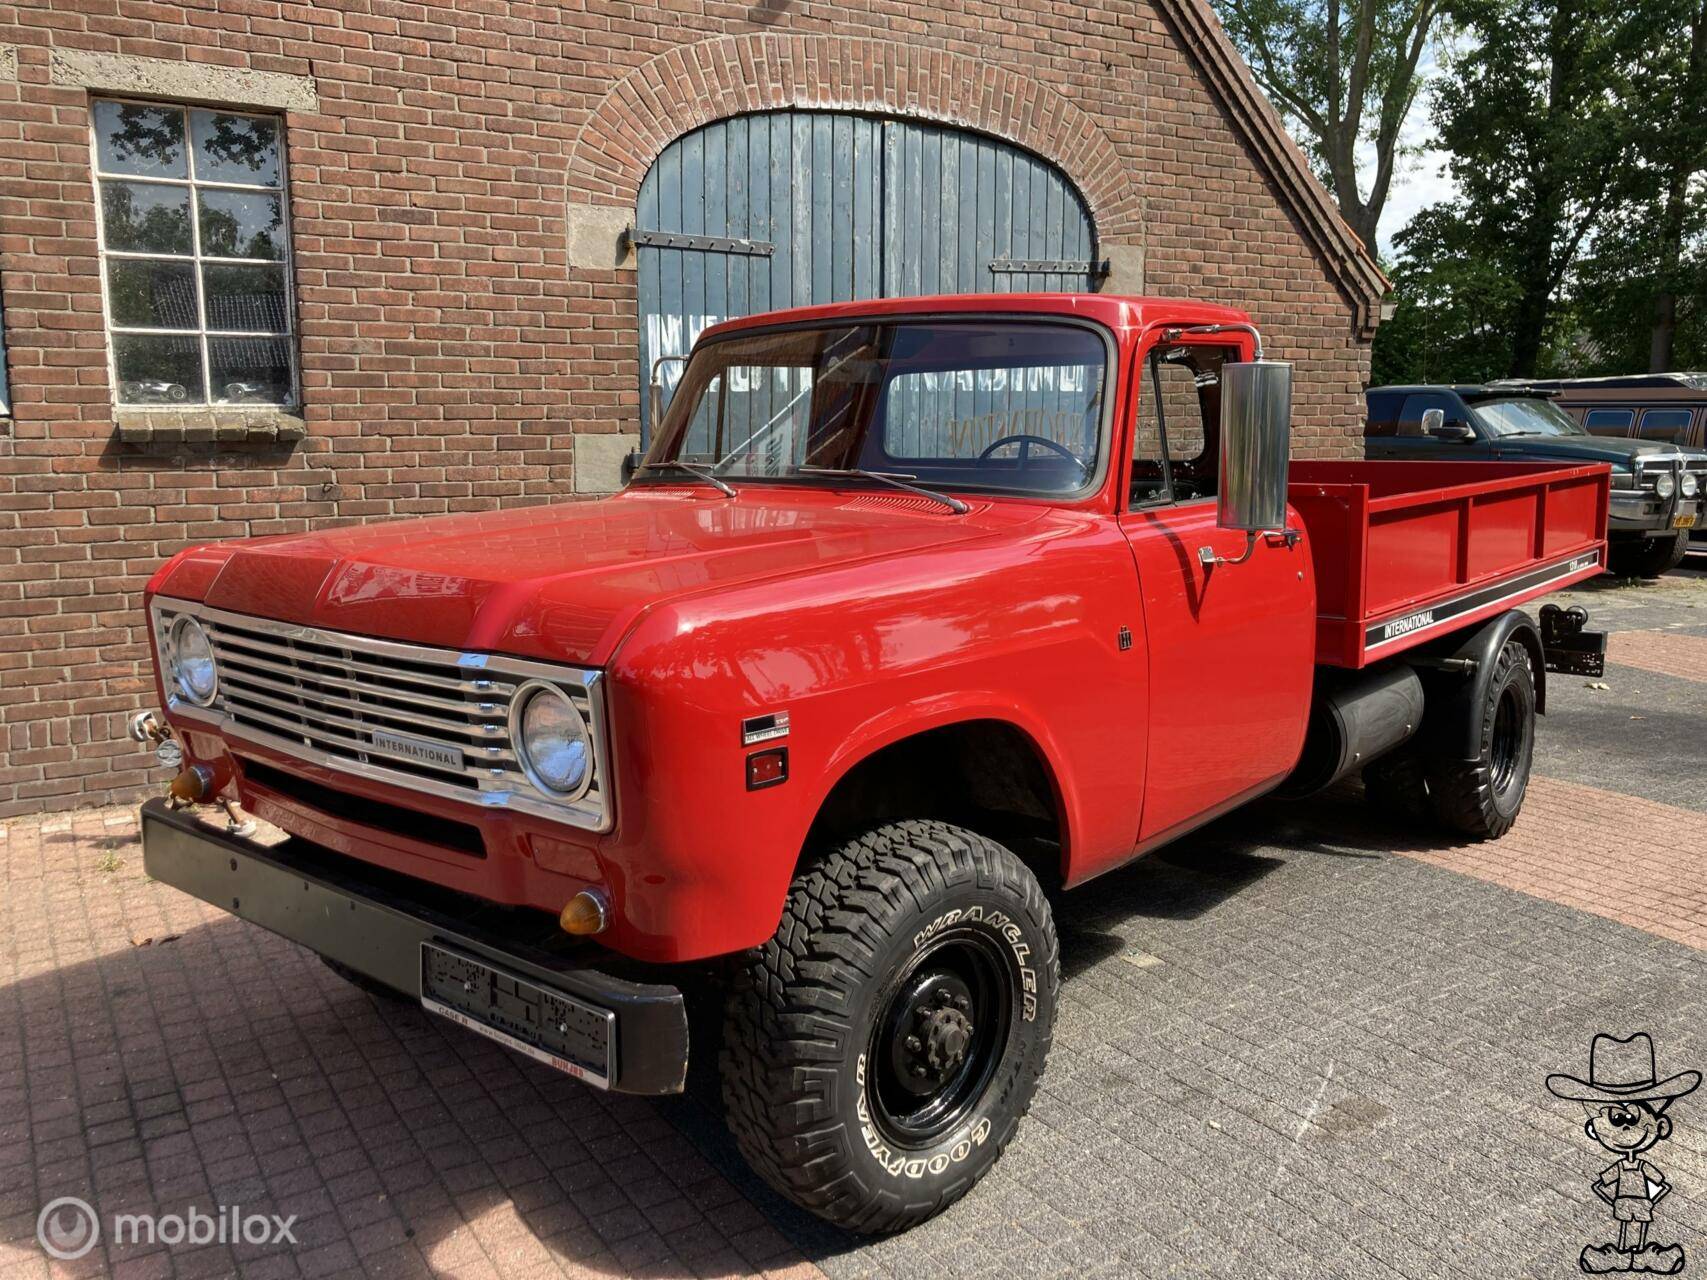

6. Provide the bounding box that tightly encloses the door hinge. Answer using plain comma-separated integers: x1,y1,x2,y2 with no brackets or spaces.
626,227,775,256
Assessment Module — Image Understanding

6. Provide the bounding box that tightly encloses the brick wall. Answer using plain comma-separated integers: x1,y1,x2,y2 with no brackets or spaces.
0,0,1380,818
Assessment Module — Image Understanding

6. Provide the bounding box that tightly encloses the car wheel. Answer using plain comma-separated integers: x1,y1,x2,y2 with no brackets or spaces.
1425,640,1536,840
1607,530,1688,578
1362,742,1432,824
721,820,1058,1234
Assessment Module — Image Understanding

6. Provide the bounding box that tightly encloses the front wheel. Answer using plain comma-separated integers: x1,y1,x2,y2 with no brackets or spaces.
721,821,1059,1234
1426,640,1536,839
1607,530,1689,578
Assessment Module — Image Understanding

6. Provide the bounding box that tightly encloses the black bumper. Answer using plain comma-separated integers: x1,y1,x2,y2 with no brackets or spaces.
139,799,689,1095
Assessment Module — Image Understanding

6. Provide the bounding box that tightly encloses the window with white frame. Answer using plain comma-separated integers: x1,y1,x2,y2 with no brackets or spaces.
91,98,298,408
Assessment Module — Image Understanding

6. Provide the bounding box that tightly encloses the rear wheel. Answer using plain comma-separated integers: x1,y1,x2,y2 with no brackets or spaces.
1607,530,1688,578
1361,743,1431,824
721,820,1058,1234
1426,640,1536,839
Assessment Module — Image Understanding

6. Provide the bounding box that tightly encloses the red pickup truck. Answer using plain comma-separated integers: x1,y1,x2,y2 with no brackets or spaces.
136,294,1610,1233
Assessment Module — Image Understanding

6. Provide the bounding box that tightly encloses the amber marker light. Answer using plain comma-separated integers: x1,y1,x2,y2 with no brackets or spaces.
560,888,610,936
168,765,215,803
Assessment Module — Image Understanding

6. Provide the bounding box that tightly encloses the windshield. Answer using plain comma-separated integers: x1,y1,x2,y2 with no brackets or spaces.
1470,396,1586,439
643,319,1110,497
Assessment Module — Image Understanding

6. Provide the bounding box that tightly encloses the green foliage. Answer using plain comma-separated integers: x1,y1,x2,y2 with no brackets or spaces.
1372,0,1707,379
1215,0,1443,247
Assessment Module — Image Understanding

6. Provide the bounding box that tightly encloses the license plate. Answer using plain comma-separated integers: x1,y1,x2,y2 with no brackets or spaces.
419,942,615,1088
1675,514,1698,529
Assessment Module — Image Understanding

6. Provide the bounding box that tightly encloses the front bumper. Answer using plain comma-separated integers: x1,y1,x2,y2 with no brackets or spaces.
1607,492,1701,536
140,799,689,1095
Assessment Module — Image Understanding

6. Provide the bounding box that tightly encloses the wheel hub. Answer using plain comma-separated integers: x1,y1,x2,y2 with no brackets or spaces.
888,972,976,1095
919,1002,974,1078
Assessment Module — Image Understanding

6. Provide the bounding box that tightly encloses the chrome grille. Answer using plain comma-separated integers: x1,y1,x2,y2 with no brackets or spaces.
150,600,609,830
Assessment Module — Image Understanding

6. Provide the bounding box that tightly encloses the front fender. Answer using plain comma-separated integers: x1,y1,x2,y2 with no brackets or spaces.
811,692,1081,864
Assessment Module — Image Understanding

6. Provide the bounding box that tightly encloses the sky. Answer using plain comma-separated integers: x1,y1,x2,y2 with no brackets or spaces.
1362,52,1456,260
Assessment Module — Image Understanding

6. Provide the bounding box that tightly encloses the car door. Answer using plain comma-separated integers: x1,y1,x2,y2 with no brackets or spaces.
1367,390,1490,461
1115,333,1315,848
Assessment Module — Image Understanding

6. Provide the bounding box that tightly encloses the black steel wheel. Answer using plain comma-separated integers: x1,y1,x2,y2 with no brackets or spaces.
721,820,1058,1234
1426,639,1536,839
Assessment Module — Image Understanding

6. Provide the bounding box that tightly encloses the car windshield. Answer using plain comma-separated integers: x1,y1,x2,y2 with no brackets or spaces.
642,319,1110,497
1470,396,1586,439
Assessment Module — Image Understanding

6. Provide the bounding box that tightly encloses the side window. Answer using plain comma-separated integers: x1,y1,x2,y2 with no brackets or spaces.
1396,392,1459,437
1583,408,1635,435
1638,408,1693,443
1363,395,1400,437
1131,344,1230,506
92,98,298,408
677,366,815,475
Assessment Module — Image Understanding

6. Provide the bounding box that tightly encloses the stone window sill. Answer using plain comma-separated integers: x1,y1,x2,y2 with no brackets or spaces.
115,408,307,445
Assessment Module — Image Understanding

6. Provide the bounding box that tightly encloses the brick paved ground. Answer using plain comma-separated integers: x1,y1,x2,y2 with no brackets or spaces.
2,561,1706,1279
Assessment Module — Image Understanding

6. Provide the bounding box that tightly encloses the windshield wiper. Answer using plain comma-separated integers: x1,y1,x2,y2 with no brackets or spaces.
796,466,969,514
635,460,737,498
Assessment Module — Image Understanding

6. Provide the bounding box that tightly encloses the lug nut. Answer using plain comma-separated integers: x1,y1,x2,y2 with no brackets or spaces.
905,1034,922,1052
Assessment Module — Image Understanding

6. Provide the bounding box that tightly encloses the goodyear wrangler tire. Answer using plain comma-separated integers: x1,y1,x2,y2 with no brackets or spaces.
1425,639,1536,840
720,820,1059,1234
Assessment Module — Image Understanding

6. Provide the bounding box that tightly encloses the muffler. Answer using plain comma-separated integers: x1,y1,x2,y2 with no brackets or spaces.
1282,664,1425,797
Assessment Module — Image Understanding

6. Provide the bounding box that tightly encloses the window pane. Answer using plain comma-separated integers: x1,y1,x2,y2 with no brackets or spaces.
198,189,285,259
100,180,192,254
94,101,187,178
113,334,204,404
106,259,200,329
1639,408,1693,442
1583,409,1634,432
210,336,294,405
191,110,280,186
202,264,289,332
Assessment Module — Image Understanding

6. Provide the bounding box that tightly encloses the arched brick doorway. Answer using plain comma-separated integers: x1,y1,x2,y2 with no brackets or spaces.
635,110,1102,438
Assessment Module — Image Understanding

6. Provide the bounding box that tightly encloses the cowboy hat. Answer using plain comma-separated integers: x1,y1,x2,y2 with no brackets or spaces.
1546,1033,1701,1105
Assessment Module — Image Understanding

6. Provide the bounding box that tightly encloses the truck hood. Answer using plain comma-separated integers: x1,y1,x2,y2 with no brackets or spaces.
153,488,1030,666
1490,433,1704,469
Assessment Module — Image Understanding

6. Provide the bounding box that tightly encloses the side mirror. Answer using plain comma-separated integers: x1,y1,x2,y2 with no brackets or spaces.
1215,359,1293,537
1421,408,1474,440
620,449,641,485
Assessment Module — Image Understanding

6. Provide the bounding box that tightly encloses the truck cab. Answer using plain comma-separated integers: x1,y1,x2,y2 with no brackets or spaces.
1365,383,1704,576
137,295,1609,1236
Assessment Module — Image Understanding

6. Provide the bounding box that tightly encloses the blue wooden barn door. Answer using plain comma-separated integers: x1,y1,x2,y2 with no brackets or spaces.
636,111,1102,440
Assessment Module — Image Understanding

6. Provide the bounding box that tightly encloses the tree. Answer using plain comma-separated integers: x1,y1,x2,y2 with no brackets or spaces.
1568,0,1707,370
1215,0,1445,249
1427,0,1645,376
1370,207,1525,383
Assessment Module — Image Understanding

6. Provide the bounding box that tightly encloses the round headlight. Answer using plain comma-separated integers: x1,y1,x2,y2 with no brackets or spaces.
512,682,591,799
1682,471,1700,498
169,616,218,706
1655,471,1676,500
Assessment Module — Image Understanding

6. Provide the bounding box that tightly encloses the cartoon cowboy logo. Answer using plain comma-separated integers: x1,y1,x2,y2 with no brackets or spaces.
1547,1033,1700,1275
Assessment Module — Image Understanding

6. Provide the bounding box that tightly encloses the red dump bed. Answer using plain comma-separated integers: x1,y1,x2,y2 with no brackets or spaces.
1290,461,1610,669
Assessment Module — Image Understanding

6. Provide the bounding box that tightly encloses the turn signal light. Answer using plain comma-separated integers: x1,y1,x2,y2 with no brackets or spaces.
168,765,215,803
559,888,609,936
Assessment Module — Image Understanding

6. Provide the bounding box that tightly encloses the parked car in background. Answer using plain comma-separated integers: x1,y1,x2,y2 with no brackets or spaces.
1516,373,1707,449
1365,384,1706,577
